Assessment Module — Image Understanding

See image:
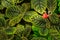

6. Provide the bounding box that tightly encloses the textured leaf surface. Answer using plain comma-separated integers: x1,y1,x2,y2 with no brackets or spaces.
6,6,20,19
31,0,47,14
2,0,15,7
5,27,16,35
16,24,24,34
49,13,59,24
23,11,39,22
47,0,57,13
22,24,31,37
0,18,6,27
9,3,30,26
39,27,48,36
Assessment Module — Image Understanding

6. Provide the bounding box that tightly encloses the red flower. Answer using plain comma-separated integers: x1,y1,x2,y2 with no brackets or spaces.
42,12,49,19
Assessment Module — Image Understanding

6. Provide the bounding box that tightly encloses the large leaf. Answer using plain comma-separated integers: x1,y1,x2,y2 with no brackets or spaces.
6,6,20,19
9,3,30,26
47,0,57,13
31,0,47,14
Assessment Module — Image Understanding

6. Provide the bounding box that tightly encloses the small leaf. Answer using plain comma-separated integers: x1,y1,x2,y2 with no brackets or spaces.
31,0,47,14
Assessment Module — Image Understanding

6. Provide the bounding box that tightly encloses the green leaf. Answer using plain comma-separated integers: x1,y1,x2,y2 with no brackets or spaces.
49,13,59,24
6,6,20,19
5,27,17,35
47,0,57,13
9,3,30,26
49,28,60,36
16,24,24,34
23,11,39,22
0,17,6,28
32,25,39,32
39,27,49,36
15,0,24,3
0,30,8,40
0,0,4,9
2,0,15,7
31,0,47,14
22,24,31,37
9,13,24,26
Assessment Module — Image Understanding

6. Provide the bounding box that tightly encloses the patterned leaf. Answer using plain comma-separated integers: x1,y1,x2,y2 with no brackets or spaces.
5,27,17,35
47,0,57,13
23,11,39,22
9,3,30,26
6,6,20,19
49,13,59,24
31,0,47,14
2,0,15,7
22,24,31,37
16,24,24,35
39,27,49,36
49,28,60,36
0,17,6,28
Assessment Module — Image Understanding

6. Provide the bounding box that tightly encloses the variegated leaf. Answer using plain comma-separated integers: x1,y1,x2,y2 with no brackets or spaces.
31,0,47,14
47,0,57,13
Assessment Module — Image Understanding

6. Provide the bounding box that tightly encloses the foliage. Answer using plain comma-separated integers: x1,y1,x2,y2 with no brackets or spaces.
0,0,60,40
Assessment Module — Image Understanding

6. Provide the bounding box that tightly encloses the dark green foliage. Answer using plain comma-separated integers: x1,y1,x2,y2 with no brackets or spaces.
0,0,60,40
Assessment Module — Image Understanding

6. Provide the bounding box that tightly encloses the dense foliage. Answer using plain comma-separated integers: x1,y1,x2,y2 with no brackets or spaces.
0,0,60,40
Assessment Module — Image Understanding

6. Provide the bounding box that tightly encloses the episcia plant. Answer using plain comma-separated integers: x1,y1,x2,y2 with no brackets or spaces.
0,0,60,40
